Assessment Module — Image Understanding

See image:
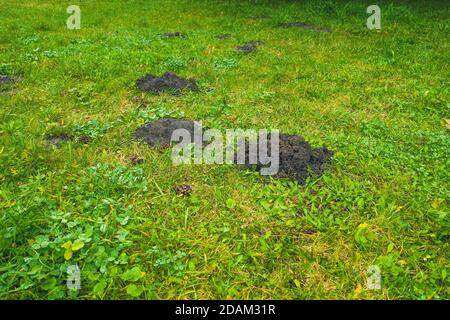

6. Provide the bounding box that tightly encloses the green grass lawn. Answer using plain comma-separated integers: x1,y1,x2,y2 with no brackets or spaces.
0,0,449,299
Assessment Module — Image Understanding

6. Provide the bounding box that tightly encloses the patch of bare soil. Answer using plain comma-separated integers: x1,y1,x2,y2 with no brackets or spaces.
77,135,92,144
175,184,193,196
0,75,18,95
45,133,93,147
133,118,197,147
134,119,333,183
136,72,198,95
237,40,264,54
162,32,186,38
237,133,333,183
0,75,14,84
45,133,72,147
129,154,144,165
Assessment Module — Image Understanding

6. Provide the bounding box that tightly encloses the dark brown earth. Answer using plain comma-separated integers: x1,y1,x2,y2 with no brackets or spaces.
129,154,144,165
175,184,193,196
77,135,92,144
162,32,186,38
45,133,72,147
46,133,93,146
0,75,17,94
237,133,333,183
133,118,197,147
237,40,264,54
277,21,331,32
0,75,14,84
301,228,317,235
134,118,333,184
136,72,198,95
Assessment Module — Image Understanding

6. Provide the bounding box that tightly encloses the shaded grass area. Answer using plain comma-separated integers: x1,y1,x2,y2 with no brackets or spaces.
0,0,449,299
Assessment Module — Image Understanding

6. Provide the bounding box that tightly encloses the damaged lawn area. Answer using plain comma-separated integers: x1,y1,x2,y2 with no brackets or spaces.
0,0,449,300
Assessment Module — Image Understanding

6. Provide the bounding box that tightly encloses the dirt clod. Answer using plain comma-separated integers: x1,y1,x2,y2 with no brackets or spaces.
77,135,92,144
45,133,72,147
160,142,171,150
0,75,17,95
244,40,264,46
162,32,186,38
0,75,14,84
237,40,264,54
134,118,333,184
301,228,317,235
136,72,198,95
129,154,144,165
175,184,193,196
237,45,257,54
277,21,331,32
237,133,333,183
134,118,197,147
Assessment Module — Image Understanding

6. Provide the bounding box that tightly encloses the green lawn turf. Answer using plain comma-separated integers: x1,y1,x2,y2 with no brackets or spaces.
0,0,448,299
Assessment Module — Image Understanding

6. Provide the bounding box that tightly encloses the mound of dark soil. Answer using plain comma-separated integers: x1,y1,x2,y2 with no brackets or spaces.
0,75,14,84
133,118,197,147
134,118,333,183
0,75,17,94
237,45,257,54
237,40,264,54
129,154,144,165
45,133,94,147
175,184,193,196
77,135,92,144
162,32,186,38
237,133,333,183
136,72,198,95
277,21,331,32
45,133,72,146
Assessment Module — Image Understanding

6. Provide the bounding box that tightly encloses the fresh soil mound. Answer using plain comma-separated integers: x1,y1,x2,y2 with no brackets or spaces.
45,133,93,147
45,133,72,147
77,135,92,144
136,72,198,95
162,32,186,38
133,118,197,147
237,133,333,183
129,154,144,165
134,119,333,183
175,184,193,196
277,21,331,32
0,75,14,84
237,40,264,54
